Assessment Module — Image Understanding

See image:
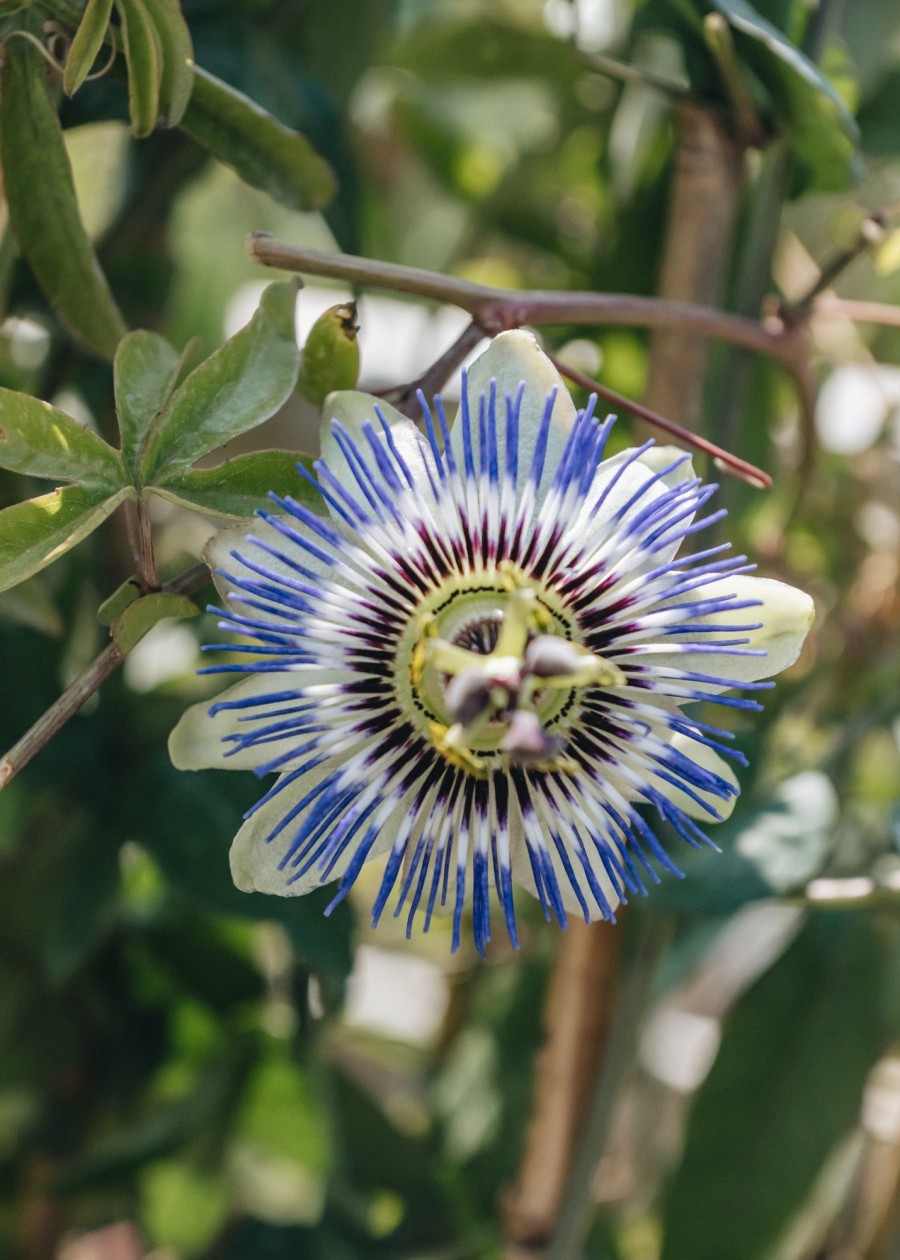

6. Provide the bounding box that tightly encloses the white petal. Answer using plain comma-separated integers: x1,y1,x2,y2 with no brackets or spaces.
647,575,815,687
648,733,741,822
320,390,435,510
168,674,304,771
508,807,623,923
230,769,401,897
450,330,577,506
635,444,696,490
204,515,332,604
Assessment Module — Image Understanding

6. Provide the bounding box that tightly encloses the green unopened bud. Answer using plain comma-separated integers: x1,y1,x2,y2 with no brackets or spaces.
297,302,360,407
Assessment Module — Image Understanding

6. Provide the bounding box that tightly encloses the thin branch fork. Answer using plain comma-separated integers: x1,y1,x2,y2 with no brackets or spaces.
247,235,800,367
248,235,821,485
0,563,208,791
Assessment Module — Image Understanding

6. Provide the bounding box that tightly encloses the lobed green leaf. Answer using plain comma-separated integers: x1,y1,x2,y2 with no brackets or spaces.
139,281,300,481
0,388,125,488
0,38,127,359
179,66,337,212
63,0,115,97
114,330,185,477
151,450,318,519
0,484,134,593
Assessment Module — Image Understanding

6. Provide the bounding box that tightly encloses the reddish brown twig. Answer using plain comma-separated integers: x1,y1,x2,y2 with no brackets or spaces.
549,356,773,488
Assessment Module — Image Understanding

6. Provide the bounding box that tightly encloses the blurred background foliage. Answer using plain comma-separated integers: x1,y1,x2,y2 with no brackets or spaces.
1,0,900,1257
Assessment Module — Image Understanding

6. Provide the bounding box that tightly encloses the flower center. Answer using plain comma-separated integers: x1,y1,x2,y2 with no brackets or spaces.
402,564,625,777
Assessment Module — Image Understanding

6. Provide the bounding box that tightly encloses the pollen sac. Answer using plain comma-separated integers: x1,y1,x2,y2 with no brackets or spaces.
524,635,585,679
444,667,502,728
501,709,566,765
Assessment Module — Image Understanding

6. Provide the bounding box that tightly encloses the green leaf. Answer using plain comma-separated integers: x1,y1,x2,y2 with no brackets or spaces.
152,450,319,519
858,70,900,155
139,281,300,481
114,330,182,477
660,913,889,1260
63,0,115,96
179,66,337,212
709,0,860,190
112,591,199,654
0,38,127,359
0,484,133,593
142,0,195,127
97,575,143,626
0,388,125,487
114,0,163,138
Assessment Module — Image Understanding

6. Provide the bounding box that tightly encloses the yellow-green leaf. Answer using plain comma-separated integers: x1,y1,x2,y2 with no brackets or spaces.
140,281,300,480
0,484,134,594
150,450,318,518
63,0,115,97
0,388,125,488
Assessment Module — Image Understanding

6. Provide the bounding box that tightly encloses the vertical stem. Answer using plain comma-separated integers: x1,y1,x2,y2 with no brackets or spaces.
135,495,158,590
642,103,743,430
706,141,791,464
545,915,668,1260
503,922,622,1256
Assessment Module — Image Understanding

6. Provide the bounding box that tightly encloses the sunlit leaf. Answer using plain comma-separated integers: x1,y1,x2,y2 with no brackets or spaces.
152,451,319,518
0,388,125,487
139,282,300,480
0,484,134,593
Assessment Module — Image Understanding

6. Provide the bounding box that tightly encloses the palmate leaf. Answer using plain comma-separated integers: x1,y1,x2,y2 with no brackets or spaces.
138,281,301,482
710,0,860,190
636,0,860,191
151,451,320,519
